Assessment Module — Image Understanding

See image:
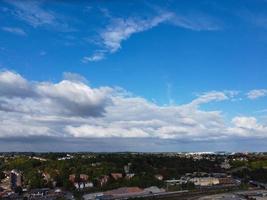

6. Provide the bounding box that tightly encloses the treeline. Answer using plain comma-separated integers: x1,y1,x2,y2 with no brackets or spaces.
233,168,267,183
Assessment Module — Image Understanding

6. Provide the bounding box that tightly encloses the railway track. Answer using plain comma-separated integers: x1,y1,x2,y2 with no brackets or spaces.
114,185,243,200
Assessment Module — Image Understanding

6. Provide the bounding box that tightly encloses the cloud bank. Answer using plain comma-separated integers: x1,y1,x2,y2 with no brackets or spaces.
0,70,266,143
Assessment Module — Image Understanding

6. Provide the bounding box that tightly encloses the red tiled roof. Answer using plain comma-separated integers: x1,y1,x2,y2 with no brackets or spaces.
110,173,123,180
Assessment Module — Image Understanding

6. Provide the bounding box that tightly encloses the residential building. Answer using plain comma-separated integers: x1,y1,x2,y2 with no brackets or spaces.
99,175,109,186
154,174,163,181
125,173,135,179
110,173,123,180
10,170,22,190
69,174,76,183
80,174,89,181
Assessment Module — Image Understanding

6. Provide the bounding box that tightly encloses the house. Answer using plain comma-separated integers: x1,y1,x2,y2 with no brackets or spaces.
10,169,22,190
80,174,89,181
91,162,101,167
165,179,181,186
42,172,51,183
28,188,50,197
220,160,231,169
57,154,73,161
154,174,163,181
99,175,109,186
74,182,94,190
125,173,135,179
110,173,123,180
32,156,47,162
124,163,131,174
69,174,76,183
84,182,94,188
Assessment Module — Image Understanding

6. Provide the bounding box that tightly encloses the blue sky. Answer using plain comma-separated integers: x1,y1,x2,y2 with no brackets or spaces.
0,0,267,151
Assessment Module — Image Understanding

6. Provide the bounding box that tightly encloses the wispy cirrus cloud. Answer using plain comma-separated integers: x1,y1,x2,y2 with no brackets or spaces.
169,14,221,31
3,0,72,31
83,12,173,63
99,12,173,54
82,51,106,63
2,1,221,62
247,89,267,99
189,91,228,107
83,11,221,62
1,26,27,36
239,9,267,29
4,0,56,27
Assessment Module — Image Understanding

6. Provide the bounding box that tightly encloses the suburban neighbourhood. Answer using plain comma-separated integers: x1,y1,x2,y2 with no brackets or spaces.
1,152,267,199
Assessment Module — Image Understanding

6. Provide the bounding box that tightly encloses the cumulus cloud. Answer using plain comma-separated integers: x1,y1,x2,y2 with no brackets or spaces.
0,70,266,141
0,70,33,97
84,11,220,62
247,89,267,99
1,27,27,36
228,117,267,137
36,81,112,117
0,70,112,117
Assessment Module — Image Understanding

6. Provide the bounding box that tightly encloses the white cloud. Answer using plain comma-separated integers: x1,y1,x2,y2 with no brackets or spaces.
5,0,55,27
84,11,220,62
82,51,105,63
4,0,71,31
170,14,221,31
0,70,112,117
232,116,259,129
0,70,32,97
247,89,267,99
1,26,27,36
63,72,88,83
1,70,266,140
228,116,267,137
100,13,173,54
83,13,172,62
65,125,150,138
189,91,228,107
36,80,112,117
0,119,53,138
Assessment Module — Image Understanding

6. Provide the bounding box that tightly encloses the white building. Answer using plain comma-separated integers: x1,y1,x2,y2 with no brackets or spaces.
190,177,219,186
